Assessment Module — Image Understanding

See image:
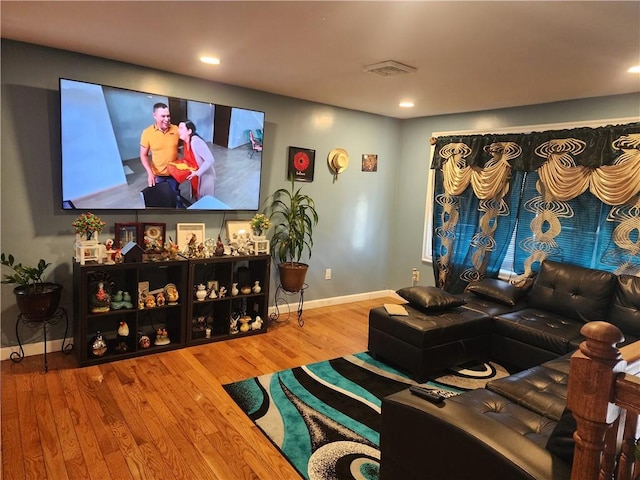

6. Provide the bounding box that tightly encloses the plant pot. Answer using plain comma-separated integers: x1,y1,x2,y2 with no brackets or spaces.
13,282,63,320
278,263,308,292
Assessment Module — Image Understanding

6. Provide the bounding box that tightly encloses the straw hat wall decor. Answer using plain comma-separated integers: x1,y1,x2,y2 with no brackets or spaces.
328,148,349,182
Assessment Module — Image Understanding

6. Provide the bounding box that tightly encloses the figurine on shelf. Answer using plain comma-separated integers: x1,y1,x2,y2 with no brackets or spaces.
154,328,170,346
229,315,239,334
214,235,225,256
138,294,145,310
168,240,180,260
252,281,261,294
208,288,217,299
251,316,263,330
156,291,166,306
111,290,133,310
240,285,251,295
239,315,251,333
231,282,239,296
90,331,107,357
117,321,130,337
138,333,151,349
165,284,179,304
90,280,111,313
145,294,156,308
218,286,227,298
104,238,117,264
114,249,124,264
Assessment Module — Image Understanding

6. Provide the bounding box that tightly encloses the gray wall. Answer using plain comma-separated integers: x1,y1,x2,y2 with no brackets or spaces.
2,39,638,348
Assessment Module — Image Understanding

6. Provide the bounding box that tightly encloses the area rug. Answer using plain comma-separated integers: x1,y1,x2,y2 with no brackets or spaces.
223,352,508,480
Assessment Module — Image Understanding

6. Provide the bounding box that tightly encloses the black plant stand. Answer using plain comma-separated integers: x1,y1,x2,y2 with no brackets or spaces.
269,283,308,327
11,307,73,373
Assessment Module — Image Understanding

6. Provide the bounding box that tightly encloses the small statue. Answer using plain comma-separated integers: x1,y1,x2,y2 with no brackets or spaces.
138,295,145,310
90,281,111,313
229,316,239,334
90,331,107,357
251,316,263,330
166,285,179,304
145,294,156,308
218,286,227,298
156,291,165,306
214,235,225,256
154,328,170,346
117,321,130,337
252,281,261,294
138,334,151,349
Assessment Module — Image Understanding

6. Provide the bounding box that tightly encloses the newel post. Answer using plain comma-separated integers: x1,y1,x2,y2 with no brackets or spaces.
567,321,626,480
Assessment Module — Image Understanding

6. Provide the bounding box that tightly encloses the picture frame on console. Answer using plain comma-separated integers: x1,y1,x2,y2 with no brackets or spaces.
115,223,139,249
176,223,206,247
225,220,252,243
141,223,166,253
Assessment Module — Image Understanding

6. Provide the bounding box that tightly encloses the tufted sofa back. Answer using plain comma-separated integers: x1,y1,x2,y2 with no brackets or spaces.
607,274,640,337
528,260,617,322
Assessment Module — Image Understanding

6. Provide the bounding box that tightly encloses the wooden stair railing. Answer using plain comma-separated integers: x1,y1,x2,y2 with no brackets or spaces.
567,321,640,480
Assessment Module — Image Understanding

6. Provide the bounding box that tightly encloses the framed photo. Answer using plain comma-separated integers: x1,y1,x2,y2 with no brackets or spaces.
114,223,139,249
362,154,378,172
288,146,315,182
141,222,166,253
176,223,206,247
225,220,252,243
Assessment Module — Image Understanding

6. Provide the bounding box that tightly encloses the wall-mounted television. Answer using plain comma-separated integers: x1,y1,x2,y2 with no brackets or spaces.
60,78,265,211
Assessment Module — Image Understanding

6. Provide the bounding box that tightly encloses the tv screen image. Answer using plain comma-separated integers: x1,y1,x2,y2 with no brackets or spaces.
60,78,265,211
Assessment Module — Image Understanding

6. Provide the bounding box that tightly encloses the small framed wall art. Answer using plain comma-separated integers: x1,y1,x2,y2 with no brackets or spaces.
141,222,166,253
225,220,252,243
362,154,378,172
115,223,139,249
176,223,206,247
287,146,315,182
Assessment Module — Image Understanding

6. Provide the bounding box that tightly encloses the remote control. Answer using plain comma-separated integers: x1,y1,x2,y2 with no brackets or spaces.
409,385,445,404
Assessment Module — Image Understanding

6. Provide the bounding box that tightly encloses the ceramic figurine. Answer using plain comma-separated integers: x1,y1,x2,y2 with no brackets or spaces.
138,334,151,349
117,321,129,337
251,316,263,330
240,285,251,295
218,286,227,298
208,288,217,299
252,281,261,294
154,328,170,346
165,284,179,304
231,282,239,296
229,316,239,334
156,291,165,306
239,315,251,333
195,284,207,301
122,291,133,308
215,235,225,256
90,331,107,357
138,295,145,310
145,294,156,308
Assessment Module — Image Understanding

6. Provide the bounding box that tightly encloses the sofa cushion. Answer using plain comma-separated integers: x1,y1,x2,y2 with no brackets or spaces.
528,260,616,322
494,309,584,355
396,285,465,312
607,274,640,337
486,363,568,421
466,278,528,306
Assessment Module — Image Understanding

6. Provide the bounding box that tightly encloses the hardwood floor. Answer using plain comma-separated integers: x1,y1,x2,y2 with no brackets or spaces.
1,297,397,480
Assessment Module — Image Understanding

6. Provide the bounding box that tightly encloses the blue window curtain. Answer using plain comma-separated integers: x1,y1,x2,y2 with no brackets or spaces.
431,122,640,293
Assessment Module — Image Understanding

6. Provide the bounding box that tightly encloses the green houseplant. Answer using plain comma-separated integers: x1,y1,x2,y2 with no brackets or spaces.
265,176,319,292
1,253,63,320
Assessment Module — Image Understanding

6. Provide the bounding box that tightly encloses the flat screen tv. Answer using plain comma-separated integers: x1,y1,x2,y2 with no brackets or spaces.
60,78,265,211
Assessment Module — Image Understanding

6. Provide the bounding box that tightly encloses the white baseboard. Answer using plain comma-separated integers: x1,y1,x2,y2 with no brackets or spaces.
1,290,397,361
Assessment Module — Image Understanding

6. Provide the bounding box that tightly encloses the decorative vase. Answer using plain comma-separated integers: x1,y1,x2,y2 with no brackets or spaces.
195,284,207,301
239,315,251,333
231,283,239,296
252,281,261,294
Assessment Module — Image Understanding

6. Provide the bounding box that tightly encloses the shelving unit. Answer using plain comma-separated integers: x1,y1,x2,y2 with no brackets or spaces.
188,254,270,345
72,254,269,366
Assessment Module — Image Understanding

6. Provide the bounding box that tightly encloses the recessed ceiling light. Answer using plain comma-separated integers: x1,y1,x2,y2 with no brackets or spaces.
628,65,640,73
200,56,220,65
399,102,414,108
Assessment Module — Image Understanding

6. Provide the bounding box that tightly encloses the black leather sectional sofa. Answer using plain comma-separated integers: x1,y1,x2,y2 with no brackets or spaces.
369,260,640,480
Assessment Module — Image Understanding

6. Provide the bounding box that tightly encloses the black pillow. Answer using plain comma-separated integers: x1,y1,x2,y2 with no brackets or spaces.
545,407,576,465
396,286,465,312
465,278,527,306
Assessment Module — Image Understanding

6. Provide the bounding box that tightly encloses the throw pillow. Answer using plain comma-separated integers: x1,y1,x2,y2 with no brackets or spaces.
545,407,576,465
396,286,465,312
465,278,527,306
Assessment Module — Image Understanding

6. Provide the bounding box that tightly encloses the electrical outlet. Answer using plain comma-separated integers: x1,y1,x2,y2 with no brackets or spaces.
325,268,332,280
412,268,419,285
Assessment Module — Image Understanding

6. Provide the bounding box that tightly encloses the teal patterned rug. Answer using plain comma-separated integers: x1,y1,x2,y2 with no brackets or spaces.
223,353,508,480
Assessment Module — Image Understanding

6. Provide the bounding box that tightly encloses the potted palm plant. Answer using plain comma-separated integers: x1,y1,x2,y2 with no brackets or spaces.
1,253,62,320
265,176,319,292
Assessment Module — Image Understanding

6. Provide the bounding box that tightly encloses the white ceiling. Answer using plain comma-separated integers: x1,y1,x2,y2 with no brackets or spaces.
2,1,639,119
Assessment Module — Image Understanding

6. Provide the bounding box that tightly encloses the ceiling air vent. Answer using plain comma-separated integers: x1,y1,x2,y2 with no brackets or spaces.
363,60,417,77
